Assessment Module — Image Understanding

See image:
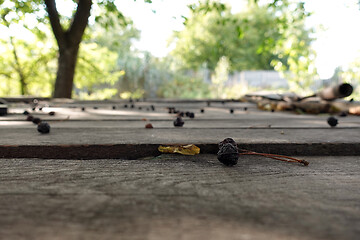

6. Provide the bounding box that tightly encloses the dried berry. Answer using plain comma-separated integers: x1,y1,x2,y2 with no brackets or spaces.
81,107,85,111
339,111,348,117
39,107,43,111
26,115,34,121
23,110,29,115
48,111,55,116
0,107,7,116
168,107,176,114
217,138,239,166
112,106,116,110
230,109,234,114
327,116,338,127
32,117,42,125
185,111,190,117
178,112,185,117
200,109,205,113
151,105,155,111
145,123,153,128
244,107,248,111
130,104,135,109
188,112,195,118
173,117,184,127
219,137,237,148
37,122,50,134
93,106,98,109
138,107,142,110
124,104,128,108
32,107,36,111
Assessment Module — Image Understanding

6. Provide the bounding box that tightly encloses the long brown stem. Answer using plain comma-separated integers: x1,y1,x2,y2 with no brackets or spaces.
239,149,309,166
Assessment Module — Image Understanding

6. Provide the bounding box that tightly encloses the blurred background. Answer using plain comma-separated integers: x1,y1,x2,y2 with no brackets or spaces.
1,0,359,100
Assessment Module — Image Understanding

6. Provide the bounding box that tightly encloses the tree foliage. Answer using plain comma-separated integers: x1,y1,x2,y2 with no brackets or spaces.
0,4,139,99
171,0,317,90
0,26,56,96
0,0,151,98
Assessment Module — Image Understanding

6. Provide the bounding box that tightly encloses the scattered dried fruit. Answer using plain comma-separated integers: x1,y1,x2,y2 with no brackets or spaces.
327,116,338,127
81,107,85,111
188,112,195,118
217,138,239,166
200,109,205,113
217,138,309,166
112,106,116,110
0,106,8,116
173,117,184,127
48,111,55,116
230,109,234,114
145,123,153,128
37,122,50,134
158,144,200,155
339,111,348,117
23,110,29,115
26,115,34,121
32,117,42,125
168,107,176,114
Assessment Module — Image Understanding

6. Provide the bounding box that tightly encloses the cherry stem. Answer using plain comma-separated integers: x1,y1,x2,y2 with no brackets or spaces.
238,149,309,166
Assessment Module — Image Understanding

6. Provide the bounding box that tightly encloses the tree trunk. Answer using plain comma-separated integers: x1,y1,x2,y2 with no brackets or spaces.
45,0,92,99
53,46,79,98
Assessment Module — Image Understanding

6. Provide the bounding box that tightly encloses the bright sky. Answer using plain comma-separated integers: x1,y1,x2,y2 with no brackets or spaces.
119,0,360,79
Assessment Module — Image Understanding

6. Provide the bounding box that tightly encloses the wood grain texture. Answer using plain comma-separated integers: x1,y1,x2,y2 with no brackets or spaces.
0,155,359,240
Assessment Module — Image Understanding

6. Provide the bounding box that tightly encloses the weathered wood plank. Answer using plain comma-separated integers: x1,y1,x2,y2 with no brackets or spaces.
0,155,359,240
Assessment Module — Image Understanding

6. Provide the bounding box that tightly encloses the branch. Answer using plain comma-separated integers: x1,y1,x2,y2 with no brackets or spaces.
1,14,26,85
44,0,65,48
67,0,92,46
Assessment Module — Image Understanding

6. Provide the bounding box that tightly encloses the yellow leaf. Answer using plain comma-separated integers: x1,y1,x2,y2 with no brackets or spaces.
158,144,200,155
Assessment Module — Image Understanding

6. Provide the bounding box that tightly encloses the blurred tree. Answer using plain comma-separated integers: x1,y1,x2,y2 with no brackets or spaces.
0,0,151,98
211,56,230,98
74,42,125,99
0,16,57,96
171,0,317,91
268,0,318,92
335,58,360,100
85,11,141,98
